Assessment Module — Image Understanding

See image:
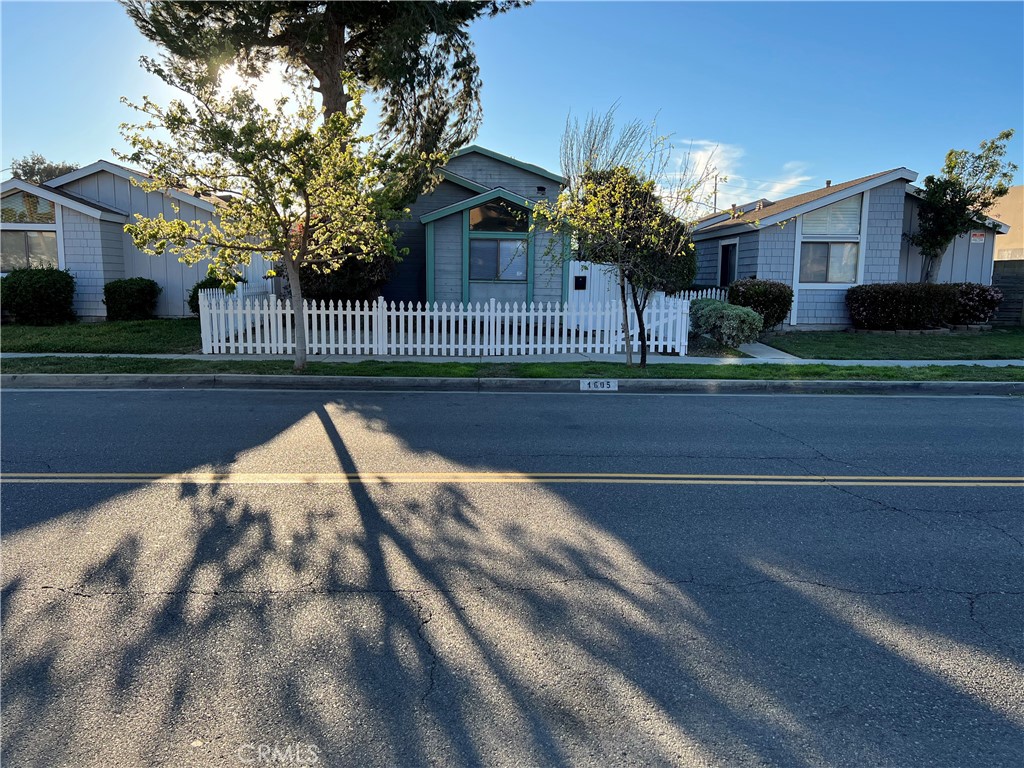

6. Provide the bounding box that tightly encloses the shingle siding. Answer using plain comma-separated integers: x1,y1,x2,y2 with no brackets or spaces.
797,289,850,325
408,150,564,306
386,180,475,304
862,181,905,284
61,209,107,317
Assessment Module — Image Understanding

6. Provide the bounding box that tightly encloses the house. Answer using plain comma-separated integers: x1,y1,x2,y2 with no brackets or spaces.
0,160,267,318
384,145,568,306
691,169,1009,327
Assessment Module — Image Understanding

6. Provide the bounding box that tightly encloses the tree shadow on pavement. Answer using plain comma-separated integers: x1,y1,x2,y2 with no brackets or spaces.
1,392,1022,766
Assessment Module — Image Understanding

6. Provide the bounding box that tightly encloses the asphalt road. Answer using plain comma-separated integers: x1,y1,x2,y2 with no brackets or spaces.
1,389,1022,767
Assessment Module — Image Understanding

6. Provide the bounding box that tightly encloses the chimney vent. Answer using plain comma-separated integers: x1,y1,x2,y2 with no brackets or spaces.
825,180,832,188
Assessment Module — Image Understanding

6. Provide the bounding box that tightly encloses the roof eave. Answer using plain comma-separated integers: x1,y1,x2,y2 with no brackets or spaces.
45,159,217,213
1,177,126,222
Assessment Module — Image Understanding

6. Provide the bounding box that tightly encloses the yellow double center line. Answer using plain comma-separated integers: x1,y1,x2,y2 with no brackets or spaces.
1,472,1021,487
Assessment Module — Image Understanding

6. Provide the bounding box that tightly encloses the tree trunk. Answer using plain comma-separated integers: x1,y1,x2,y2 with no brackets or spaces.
629,283,649,369
284,258,308,371
618,268,633,367
308,10,349,120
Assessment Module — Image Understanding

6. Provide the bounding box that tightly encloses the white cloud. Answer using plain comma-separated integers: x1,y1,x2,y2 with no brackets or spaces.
670,140,815,215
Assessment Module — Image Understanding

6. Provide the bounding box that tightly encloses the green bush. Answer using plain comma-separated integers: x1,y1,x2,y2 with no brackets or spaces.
846,283,960,329
727,278,794,329
690,298,763,347
0,267,76,325
103,278,162,320
187,275,246,315
298,253,397,304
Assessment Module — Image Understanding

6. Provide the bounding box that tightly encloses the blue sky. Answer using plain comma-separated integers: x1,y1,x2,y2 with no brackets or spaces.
3,0,1022,211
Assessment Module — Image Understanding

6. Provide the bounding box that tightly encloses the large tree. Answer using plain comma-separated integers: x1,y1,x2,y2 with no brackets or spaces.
911,129,1017,282
120,59,401,370
120,0,525,203
10,153,78,185
534,108,709,367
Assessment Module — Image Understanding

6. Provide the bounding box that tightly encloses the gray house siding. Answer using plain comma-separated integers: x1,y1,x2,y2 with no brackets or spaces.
387,180,475,304
532,230,563,305
899,194,996,284
737,232,759,279
444,153,559,203
59,170,217,316
432,212,463,304
862,181,905,284
60,209,109,318
796,289,849,325
695,239,718,284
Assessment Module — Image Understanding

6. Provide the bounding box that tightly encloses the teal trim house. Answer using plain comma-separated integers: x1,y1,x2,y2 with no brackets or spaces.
384,146,567,306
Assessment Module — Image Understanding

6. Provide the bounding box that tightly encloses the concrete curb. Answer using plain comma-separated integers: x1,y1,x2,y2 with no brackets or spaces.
2,373,1021,396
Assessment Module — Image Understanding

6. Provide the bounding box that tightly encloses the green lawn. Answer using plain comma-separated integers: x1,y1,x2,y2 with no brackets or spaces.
763,327,1024,360
2,356,1021,382
0,318,202,354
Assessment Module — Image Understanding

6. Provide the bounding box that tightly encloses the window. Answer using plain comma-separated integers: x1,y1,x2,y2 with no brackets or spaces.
799,242,858,283
469,199,529,232
799,194,863,284
2,192,55,224
469,239,527,281
1,230,59,271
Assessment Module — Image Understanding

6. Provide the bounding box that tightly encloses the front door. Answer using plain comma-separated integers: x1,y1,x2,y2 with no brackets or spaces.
719,242,737,287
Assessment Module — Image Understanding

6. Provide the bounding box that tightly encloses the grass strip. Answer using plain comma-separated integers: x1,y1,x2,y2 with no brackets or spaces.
2,356,1021,382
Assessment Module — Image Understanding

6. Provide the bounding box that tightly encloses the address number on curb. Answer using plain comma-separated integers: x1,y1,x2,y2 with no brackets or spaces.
580,379,619,391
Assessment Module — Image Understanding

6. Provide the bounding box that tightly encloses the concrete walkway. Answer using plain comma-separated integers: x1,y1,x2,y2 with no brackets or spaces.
2,350,1021,367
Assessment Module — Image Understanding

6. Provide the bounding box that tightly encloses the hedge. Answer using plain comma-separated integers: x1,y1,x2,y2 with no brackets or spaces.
690,298,763,347
727,278,793,329
0,267,76,325
846,282,1003,329
103,277,161,320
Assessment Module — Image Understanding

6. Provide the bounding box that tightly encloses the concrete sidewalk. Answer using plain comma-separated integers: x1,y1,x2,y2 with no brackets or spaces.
2,350,1022,367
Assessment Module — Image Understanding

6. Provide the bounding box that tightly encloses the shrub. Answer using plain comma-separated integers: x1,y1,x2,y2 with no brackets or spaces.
103,277,162,320
0,267,76,325
187,275,246,315
951,283,1002,324
690,298,763,347
846,282,1001,329
298,253,397,304
727,278,794,329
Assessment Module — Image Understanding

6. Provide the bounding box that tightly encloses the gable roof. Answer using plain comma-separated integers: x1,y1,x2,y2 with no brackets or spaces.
438,168,490,194
419,186,533,224
1,178,127,222
45,159,220,213
452,145,565,185
694,167,919,238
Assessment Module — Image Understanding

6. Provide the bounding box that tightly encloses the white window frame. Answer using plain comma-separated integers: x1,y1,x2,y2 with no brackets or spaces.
0,202,65,276
789,190,871,324
716,237,739,287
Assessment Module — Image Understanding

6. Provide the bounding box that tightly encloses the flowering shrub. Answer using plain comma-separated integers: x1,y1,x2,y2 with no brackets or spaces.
951,283,1003,324
691,298,763,346
846,282,1001,329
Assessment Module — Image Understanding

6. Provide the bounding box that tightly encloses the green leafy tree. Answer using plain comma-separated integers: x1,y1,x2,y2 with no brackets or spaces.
10,153,78,185
120,0,526,204
911,129,1017,282
534,108,709,367
119,58,402,370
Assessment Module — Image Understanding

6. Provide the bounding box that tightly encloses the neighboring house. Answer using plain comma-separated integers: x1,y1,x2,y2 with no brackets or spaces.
385,145,567,306
0,160,267,318
692,169,1009,326
987,185,1023,262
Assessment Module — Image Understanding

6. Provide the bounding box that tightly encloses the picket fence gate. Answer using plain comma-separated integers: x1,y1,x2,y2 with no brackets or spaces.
199,291,694,357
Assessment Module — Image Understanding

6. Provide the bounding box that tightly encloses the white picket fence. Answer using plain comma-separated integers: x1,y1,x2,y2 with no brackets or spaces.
199,290,692,357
